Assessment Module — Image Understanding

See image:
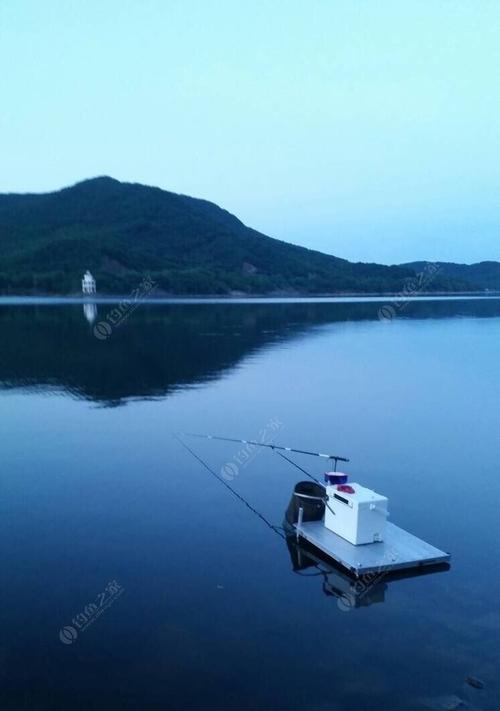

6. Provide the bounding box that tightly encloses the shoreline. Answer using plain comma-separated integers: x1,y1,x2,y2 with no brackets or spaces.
0,291,499,305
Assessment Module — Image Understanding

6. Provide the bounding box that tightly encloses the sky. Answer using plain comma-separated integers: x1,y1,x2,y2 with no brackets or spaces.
0,0,499,264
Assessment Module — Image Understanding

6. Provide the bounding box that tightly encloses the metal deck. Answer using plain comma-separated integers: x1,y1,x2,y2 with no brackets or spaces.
295,520,450,577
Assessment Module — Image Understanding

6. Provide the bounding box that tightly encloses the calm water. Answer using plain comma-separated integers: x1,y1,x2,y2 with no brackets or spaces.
1,298,499,710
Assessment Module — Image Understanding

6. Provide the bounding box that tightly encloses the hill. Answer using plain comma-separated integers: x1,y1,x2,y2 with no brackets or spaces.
402,261,500,291
0,177,492,295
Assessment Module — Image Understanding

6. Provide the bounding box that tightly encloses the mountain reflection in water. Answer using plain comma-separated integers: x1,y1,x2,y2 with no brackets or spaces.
1,298,499,406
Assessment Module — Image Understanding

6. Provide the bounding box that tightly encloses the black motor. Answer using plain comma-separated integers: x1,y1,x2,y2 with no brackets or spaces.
284,480,326,528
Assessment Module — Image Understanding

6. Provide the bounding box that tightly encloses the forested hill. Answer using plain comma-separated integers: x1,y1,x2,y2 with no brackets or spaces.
0,177,492,295
402,261,500,291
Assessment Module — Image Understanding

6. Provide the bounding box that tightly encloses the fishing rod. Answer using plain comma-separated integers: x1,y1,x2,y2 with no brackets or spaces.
178,433,349,470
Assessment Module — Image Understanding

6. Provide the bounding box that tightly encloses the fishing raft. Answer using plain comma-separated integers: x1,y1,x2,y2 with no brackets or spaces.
178,433,450,578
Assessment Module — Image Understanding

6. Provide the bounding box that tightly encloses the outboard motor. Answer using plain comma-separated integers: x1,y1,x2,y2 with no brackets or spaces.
284,481,326,530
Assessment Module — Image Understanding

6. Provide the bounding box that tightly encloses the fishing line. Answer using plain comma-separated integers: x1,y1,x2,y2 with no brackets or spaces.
174,434,337,583
273,449,322,485
174,433,285,540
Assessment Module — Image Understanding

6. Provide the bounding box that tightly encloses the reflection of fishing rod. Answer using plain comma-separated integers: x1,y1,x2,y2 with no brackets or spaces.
178,433,349,470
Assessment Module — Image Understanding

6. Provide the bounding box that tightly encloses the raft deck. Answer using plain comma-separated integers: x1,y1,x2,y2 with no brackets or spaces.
295,520,450,577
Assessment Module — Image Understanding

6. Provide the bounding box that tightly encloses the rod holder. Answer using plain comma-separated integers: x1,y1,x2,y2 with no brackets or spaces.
297,506,304,542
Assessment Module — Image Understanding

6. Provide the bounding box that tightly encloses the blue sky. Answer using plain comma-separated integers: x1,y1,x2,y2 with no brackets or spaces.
1,1,499,263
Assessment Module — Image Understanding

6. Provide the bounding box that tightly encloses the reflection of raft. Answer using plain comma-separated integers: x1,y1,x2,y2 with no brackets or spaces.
284,534,449,610
285,480,450,578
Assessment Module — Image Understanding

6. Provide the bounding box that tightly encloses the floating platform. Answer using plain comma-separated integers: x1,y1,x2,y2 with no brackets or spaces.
294,520,450,578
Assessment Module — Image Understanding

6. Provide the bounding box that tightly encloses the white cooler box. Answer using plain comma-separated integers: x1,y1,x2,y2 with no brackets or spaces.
325,482,389,545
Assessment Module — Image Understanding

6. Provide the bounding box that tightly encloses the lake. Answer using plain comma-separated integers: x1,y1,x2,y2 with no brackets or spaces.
1,297,499,710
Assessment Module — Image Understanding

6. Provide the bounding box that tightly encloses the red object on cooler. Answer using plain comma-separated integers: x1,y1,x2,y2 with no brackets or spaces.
337,484,355,494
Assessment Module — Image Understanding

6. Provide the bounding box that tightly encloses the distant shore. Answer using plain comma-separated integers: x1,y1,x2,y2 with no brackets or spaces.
0,290,498,304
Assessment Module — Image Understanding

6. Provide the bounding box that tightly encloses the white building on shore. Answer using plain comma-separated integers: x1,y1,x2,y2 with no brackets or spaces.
82,270,96,295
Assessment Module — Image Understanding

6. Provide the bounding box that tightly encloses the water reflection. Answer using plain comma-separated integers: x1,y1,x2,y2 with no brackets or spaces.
0,298,497,710
0,298,499,405
285,535,450,610
83,302,98,324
